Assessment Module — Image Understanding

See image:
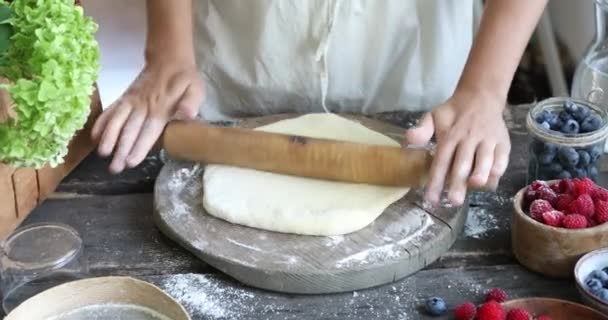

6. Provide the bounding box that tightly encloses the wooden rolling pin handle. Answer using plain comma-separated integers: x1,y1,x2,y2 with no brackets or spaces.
160,120,432,187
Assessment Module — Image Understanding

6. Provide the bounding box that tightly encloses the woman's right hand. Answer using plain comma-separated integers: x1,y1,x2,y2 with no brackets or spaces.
91,59,205,174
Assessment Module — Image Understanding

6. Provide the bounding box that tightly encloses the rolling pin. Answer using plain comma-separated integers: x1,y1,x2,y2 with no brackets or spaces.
160,120,432,187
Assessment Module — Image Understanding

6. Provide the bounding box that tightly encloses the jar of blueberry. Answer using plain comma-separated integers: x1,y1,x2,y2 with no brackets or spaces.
527,97,608,182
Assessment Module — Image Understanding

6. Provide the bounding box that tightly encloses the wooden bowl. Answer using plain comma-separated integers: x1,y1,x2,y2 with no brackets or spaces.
503,298,608,319
575,248,608,314
512,184,608,278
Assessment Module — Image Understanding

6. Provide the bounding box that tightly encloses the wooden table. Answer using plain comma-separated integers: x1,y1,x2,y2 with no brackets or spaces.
5,105,586,319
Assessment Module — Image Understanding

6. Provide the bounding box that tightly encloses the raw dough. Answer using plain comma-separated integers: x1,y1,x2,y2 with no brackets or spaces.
202,113,410,235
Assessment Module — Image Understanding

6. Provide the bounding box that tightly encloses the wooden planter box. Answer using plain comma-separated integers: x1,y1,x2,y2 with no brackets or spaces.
0,89,102,240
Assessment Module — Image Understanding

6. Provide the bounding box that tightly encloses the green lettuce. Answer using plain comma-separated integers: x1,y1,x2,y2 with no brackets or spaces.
0,0,99,168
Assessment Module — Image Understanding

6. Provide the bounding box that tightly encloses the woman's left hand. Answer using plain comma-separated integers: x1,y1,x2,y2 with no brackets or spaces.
405,90,511,206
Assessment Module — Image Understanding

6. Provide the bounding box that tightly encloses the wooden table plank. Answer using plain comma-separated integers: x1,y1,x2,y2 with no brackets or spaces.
143,265,575,320
21,194,209,276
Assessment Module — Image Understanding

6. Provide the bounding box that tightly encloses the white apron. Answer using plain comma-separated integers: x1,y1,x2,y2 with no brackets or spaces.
192,0,474,121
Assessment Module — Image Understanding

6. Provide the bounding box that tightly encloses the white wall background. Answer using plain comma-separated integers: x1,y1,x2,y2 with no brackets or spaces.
81,0,598,109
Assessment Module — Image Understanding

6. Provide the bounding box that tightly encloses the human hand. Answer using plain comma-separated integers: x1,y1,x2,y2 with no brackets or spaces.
405,91,511,206
92,60,204,174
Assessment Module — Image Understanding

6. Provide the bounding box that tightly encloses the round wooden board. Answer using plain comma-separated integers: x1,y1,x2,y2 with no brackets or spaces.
153,114,467,294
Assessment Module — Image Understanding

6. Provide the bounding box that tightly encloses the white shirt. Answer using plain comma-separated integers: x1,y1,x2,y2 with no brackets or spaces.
193,0,474,121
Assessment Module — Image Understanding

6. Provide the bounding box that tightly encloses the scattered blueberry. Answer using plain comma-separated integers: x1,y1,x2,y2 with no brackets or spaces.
424,297,447,316
578,150,591,168
561,119,580,134
558,147,579,168
557,170,572,179
581,115,603,133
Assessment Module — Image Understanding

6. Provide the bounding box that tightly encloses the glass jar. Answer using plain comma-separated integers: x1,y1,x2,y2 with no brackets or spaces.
527,97,608,183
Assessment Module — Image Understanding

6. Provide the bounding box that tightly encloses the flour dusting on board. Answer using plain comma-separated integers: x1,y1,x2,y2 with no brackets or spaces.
335,212,433,268
464,207,498,239
161,274,255,319
166,164,202,218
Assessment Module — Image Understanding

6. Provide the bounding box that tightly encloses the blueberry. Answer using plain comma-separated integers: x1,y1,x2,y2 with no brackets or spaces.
578,150,591,167
532,141,557,157
559,110,574,122
589,145,603,163
558,147,579,167
561,119,580,134
424,297,447,316
537,152,556,165
589,166,599,181
586,277,603,292
565,99,578,114
590,270,608,284
581,115,603,133
547,162,563,174
571,167,588,178
536,110,552,123
575,108,591,123
599,289,608,302
541,121,551,130
557,170,572,179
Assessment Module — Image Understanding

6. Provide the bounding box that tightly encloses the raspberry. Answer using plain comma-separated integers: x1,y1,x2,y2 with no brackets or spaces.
524,188,537,208
555,194,574,211
591,187,608,202
558,179,575,194
537,187,557,205
477,301,506,320
536,316,552,320
453,302,477,320
595,200,608,224
568,194,595,218
530,180,548,191
506,308,532,320
573,178,595,196
563,214,588,229
542,210,565,227
550,183,560,193
529,199,553,221
589,218,600,227
485,288,508,303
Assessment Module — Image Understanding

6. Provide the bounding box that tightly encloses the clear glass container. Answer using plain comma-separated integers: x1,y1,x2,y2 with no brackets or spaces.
0,223,88,313
527,98,608,183
572,1,608,154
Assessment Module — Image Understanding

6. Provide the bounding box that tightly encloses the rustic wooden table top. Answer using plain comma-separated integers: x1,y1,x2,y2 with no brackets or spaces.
7,105,590,319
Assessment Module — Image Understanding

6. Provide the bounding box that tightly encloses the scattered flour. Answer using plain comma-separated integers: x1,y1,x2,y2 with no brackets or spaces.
325,235,345,247
161,274,254,319
464,207,499,239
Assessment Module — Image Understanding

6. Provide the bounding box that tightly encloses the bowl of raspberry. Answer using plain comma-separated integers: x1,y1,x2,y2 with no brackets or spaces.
512,178,608,278
575,248,608,315
503,298,608,320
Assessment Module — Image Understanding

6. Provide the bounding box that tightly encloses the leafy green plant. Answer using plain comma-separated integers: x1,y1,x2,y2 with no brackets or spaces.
0,0,99,168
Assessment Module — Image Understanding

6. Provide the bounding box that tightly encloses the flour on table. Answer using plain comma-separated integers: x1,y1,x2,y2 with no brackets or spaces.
464,207,498,239
161,274,255,319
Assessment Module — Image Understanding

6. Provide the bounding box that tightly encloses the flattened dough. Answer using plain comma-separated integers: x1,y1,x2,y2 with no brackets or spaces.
202,113,410,235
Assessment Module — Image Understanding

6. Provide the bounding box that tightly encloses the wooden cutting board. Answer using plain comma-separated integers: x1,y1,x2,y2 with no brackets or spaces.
153,114,467,294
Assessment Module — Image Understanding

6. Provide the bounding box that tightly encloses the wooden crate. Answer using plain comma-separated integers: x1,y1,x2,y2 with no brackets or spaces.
0,89,102,240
